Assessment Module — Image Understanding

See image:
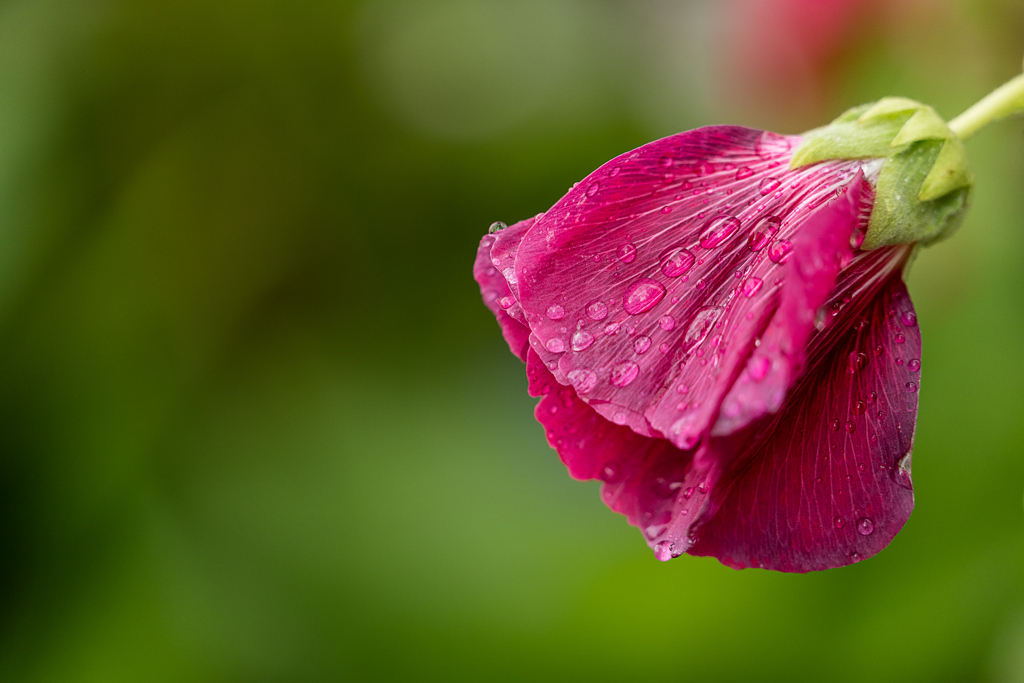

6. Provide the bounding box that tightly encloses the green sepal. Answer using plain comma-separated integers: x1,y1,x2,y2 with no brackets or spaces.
791,97,974,250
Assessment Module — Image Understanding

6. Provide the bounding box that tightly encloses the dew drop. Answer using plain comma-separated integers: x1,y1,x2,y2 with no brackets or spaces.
873,345,884,356
604,322,620,335
895,333,906,344
748,355,771,382
654,541,674,561
833,516,844,529
617,242,637,263
747,216,781,251
609,166,621,177
845,421,856,433
586,300,608,320
659,343,671,354
868,392,877,402
829,419,840,432
768,239,793,264
853,400,866,416
634,336,652,354
856,517,875,535
735,166,754,179
567,368,598,394
850,551,861,562
499,296,515,309
741,277,764,298
586,182,600,197
660,247,696,277
755,131,791,158
488,221,507,234
848,351,869,373
659,315,676,331
683,306,724,350
545,338,564,353
610,361,640,387
624,279,667,315
658,155,674,168
546,304,565,320
759,177,781,195
900,311,917,327
908,358,920,371
905,381,917,393
571,330,594,351
700,216,742,249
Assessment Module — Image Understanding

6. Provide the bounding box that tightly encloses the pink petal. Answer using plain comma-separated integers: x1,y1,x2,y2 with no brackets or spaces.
513,125,870,448
688,273,920,572
473,217,537,361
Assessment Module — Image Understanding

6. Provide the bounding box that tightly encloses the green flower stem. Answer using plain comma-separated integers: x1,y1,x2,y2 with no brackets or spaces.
948,71,1024,140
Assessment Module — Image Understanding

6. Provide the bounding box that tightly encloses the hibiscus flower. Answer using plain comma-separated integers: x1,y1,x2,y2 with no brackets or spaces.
474,78,1024,571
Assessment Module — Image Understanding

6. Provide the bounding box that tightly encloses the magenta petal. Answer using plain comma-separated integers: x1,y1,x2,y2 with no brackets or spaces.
512,125,869,448
473,217,537,361
689,275,920,572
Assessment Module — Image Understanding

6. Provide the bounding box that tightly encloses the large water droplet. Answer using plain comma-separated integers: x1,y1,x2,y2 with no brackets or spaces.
684,306,724,351
617,243,637,263
759,177,781,195
546,304,565,320
660,247,696,277
653,540,673,561
905,381,917,393
741,277,763,298
700,216,741,249
853,400,866,416
908,358,921,372
634,336,652,354
900,311,917,327
586,300,608,320
747,216,781,251
610,361,640,387
768,239,793,264
856,517,875,535
571,330,594,351
623,279,666,315
848,351,869,373
488,221,507,234
894,333,906,344
568,368,598,394
545,338,564,353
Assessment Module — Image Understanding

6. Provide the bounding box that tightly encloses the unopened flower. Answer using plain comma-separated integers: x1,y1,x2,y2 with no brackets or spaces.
474,79,1023,571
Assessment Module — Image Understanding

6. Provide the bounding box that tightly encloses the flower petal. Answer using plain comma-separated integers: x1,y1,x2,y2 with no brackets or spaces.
514,125,870,448
473,217,537,361
688,273,920,572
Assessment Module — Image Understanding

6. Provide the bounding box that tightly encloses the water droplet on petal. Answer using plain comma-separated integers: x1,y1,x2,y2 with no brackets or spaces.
502,267,518,286
586,300,608,320
833,516,844,529
659,343,671,354
768,239,793,264
747,216,781,251
848,351,869,373
568,368,598,394
908,358,921,372
755,131,791,158
545,338,564,353
499,296,516,309
853,400,866,416
856,517,875,535
684,306,724,350
609,166,621,177
610,361,640,387
741,277,764,298
873,345,884,356
905,381,917,393
586,182,600,197
546,304,565,320
749,355,771,382
634,336,652,354
604,322,620,335
653,540,673,561
623,279,666,315
895,333,906,344
658,155,673,168
488,221,507,234
659,315,676,331
617,243,637,263
901,311,917,327
660,247,696,277
845,421,856,433
829,419,840,432
700,216,742,249
571,330,594,351
759,177,781,195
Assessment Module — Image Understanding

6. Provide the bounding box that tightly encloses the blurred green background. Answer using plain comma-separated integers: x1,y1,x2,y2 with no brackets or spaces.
0,0,1021,681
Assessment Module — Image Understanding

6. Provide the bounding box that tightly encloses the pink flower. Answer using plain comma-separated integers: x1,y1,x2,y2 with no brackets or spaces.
474,125,925,572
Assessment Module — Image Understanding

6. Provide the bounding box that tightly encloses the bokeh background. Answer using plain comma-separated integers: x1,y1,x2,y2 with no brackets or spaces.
0,0,1021,681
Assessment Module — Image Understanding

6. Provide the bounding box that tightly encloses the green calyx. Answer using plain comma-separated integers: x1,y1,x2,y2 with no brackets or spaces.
791,97,973,250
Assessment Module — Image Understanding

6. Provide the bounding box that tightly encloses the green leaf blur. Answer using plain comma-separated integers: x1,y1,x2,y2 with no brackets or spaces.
0,1,1020,682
